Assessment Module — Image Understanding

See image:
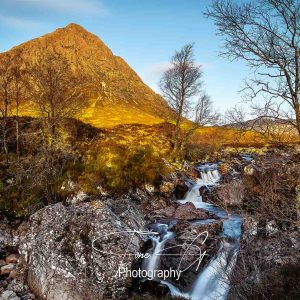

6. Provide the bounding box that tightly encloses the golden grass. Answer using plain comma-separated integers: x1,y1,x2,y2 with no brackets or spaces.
80,102,163,127
15,99,164,128
14,98,299,149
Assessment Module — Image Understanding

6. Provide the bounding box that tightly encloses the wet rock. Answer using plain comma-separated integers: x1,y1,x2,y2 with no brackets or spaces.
173,203,209,220
141,196,178,218
209,180,244,207
135,280,170,298
152,202,215,220
174,220,222,242
155,206,176,218
174,181,189,199
186,167,200,179
19,200,145,300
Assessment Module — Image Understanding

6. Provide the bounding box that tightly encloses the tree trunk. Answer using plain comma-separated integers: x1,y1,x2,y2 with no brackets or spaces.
2,118,8,162
294,97,300,136
173,98,184,158
2,95,9,162
15,117,20,159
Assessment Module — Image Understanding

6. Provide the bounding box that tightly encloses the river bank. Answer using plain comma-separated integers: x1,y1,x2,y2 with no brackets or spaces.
1,146,300,299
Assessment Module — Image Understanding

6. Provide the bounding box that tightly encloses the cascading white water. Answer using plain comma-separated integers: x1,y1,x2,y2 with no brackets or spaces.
198,169,221,185
183,164,221,202
198,164,220,183
143,163,242,300
189,241,239,300
142,224,174,272
184,184,202,202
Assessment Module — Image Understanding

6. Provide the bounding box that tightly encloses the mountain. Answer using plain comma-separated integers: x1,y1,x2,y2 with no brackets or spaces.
1,23,171,127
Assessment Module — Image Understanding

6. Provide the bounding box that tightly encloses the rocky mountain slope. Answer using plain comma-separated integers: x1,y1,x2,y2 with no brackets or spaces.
1,23,171,127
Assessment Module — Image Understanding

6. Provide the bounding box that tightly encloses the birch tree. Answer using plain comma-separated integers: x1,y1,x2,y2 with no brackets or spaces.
206,0,300,136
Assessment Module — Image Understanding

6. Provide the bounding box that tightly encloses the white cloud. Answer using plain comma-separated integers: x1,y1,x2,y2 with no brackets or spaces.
139,61,211,93
0,14,45,29
141,61,207,82
19,0,107,16
141,62,172,81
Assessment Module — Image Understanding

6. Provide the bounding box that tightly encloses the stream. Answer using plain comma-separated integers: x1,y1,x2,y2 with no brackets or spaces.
142,163,243,300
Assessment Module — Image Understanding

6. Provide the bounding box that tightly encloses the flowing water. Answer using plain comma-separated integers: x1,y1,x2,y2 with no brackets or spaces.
142,163,243,300
142,223,174,273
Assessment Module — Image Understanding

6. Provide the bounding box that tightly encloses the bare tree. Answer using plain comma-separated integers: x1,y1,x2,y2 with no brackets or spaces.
27,51,87,145
0,54,13,159
225,104,295,144
159,44,203,153
206,0,300,136
194,94,220,126
0,51,24,159
10,50,26,158
182,94,221,149
184,93,221,138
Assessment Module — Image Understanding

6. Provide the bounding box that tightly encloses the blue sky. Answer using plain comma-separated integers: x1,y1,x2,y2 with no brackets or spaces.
0,0,249,112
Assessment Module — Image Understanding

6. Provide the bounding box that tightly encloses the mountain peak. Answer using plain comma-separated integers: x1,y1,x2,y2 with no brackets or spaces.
0,24,171,127
64,23,86,32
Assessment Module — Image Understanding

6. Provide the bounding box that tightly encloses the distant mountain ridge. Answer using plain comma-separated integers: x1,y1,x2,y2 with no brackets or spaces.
1,23,171,127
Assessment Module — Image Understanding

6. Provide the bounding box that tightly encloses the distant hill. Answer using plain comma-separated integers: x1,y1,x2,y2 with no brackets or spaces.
1,23,172,127
226,116,296,130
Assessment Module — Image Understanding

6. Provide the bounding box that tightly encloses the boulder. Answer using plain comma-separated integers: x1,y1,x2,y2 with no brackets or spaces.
186,167,200,179
173,203,209,220
213,180,244,207
155,206,176,218
0,290,20,300
19,200,145,300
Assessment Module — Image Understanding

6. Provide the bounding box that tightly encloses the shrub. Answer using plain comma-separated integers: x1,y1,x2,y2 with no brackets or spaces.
80,144,170,194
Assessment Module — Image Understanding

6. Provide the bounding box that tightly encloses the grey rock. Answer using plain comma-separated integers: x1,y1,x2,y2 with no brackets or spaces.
0,290,20,300
19,200,145,300
1,264,16,275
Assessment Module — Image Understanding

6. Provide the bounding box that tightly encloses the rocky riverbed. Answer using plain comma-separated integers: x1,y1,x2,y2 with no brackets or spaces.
0,147,300,300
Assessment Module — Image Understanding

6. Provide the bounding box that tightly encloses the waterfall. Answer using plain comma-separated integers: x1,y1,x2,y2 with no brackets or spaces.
171,164,242,300
141,163,242,300
198,165,221,186
142,224,174,272
189,242,239,300
182,164,221,203
184,184,202,202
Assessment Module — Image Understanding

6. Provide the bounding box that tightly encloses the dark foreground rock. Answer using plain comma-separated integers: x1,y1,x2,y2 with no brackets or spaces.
18,200,145,300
